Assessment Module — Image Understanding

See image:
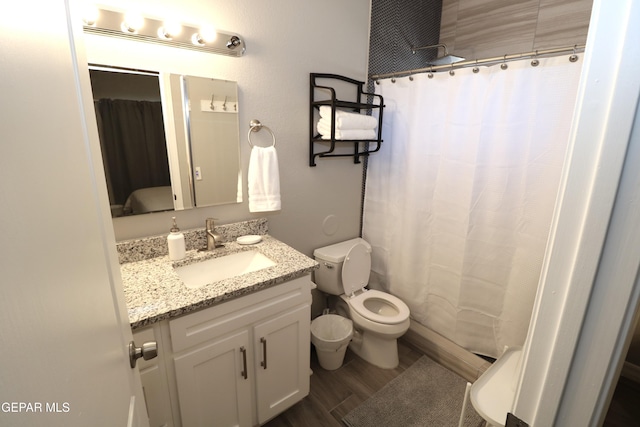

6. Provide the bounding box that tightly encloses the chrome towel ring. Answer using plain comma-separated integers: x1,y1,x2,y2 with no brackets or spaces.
248,119,276,147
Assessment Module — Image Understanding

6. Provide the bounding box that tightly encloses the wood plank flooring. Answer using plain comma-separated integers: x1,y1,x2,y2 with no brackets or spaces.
603,376,640,427
264,339,640,426
263,341,423,426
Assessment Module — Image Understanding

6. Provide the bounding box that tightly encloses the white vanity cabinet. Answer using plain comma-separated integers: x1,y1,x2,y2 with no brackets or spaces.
173,329,252,427
134,275,312,427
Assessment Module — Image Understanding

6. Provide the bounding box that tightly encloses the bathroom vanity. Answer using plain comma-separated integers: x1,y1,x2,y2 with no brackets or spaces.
119,220,318,427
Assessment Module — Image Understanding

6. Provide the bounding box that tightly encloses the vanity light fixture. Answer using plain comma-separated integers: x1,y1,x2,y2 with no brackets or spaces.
191,24,217,46
121,11,144,34
82,7,245,57
226,35,242,49
158,19,182,40
81,4,99,26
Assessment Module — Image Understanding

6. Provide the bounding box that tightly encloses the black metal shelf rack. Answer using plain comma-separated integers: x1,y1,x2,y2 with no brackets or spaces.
309,73,384,166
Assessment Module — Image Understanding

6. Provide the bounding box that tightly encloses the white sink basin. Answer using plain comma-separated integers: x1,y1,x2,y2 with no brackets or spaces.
175,250,276,289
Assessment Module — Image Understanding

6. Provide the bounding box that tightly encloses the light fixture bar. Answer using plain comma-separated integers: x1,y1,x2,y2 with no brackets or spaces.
83,8,245,57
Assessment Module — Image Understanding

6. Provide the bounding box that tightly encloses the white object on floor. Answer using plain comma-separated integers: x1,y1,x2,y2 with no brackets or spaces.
310,314,353,370
458,382,472,427
458,347,523,427
313,238,410,369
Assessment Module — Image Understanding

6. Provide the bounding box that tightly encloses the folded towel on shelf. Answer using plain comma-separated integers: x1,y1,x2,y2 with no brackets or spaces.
248,146,281,212
317,121,377,140
319,106,378,130
317,116,378,133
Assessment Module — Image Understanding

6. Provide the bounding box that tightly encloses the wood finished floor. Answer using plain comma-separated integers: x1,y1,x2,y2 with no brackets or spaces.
603,376,640,427
263,340,423,426
264,339,640,426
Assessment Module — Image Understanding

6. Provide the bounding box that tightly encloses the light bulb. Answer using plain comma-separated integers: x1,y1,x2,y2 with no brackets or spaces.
81,5,99,26
158,19,182,39
121,11,144,33
192,24,217,46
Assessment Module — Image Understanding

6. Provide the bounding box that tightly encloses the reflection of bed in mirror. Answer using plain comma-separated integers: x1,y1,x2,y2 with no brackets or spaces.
88,66,242,218
111,186,174,217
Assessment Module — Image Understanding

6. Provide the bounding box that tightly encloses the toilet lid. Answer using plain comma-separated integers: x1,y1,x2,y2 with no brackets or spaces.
341,243,371,296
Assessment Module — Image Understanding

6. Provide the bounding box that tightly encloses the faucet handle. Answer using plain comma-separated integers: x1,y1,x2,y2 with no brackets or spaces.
205,217,218,230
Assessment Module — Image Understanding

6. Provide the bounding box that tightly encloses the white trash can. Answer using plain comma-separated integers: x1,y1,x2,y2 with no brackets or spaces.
310,314,353,370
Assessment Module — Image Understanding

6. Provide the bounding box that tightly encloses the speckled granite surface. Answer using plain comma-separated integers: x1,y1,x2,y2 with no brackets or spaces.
116,218,269,264
119,224,318,329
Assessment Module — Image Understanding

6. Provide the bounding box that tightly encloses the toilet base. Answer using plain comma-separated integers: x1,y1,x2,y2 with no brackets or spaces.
349,330,399,369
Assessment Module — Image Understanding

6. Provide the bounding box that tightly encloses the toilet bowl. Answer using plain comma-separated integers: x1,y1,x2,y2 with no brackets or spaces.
313,238,410,369
310,314,353,370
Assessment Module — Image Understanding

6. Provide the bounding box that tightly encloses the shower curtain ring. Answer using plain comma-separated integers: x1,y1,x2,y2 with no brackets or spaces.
409,72,414,81
428,66,434,79
501,54,508,70
391,73,396,83
531,50,539,67
449,64,455,76
569,45,579,62
473,59,479,74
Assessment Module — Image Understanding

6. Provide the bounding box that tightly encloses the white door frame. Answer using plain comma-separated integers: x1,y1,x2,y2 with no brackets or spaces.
513,1,640,425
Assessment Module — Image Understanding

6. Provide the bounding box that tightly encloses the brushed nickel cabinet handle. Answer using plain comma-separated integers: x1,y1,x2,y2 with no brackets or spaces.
260,337,267,369
240,346,248,379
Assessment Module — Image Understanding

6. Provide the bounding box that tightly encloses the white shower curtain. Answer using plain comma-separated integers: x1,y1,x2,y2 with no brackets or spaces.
363,55,583,358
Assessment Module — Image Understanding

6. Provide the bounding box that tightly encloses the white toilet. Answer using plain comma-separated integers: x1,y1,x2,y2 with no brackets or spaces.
313,238,410,369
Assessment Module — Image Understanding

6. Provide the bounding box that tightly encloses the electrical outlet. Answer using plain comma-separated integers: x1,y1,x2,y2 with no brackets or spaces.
195,166,202,181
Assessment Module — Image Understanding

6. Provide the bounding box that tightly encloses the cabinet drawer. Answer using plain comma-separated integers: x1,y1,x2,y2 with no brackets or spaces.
170,275,311,353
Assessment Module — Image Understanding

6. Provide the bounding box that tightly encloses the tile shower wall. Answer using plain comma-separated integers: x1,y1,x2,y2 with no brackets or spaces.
440,0,593,60
368,0,443,77
364,0,443,231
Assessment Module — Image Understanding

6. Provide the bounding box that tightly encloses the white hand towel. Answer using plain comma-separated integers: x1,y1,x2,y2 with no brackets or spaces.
248,146,281,212
318,106,378,130
317,122,377,140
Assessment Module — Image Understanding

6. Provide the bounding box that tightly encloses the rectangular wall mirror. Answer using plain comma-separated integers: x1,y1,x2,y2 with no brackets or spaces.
88,66,241,217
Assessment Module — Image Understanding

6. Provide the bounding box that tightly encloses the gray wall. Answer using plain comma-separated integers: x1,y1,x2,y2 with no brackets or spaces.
82,0,372,257
440,0,593,59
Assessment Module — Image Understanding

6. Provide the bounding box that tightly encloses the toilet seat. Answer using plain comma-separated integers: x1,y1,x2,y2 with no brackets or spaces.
349,290,410,325
342,243,410,325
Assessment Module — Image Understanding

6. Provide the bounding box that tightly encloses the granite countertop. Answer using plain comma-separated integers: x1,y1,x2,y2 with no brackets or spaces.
121,235,318,330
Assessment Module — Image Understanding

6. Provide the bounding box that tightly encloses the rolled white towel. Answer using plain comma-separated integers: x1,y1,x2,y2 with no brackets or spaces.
317,121,377,140
319,106,378,130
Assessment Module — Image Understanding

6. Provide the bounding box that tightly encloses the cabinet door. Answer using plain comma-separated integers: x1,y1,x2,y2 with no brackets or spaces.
139,365,173,427
174,329,252,427
253,305,311,424
134,327,174,427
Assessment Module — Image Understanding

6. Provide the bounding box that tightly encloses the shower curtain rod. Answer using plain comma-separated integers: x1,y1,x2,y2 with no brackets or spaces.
369,44,585,81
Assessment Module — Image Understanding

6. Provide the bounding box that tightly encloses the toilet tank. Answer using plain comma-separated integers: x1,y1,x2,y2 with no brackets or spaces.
313,238,371,295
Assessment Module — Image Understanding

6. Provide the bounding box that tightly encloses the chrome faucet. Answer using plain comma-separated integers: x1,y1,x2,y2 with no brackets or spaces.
205,218,224,249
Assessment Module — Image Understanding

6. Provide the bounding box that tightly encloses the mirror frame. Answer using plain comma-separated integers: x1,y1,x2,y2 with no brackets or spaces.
88,65,242,217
